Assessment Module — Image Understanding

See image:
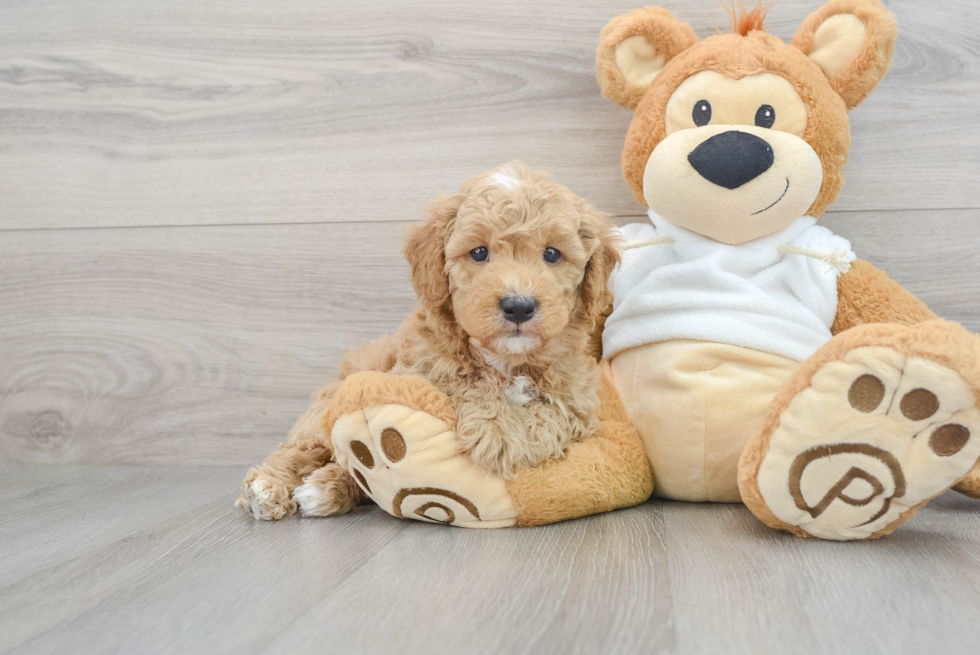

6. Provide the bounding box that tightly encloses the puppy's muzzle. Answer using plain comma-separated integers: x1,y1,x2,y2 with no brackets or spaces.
688,130,774,189
499,295,537,325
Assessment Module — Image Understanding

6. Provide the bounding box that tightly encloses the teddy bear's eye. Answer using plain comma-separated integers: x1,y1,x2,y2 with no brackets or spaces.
470,247,489,262
693,99,712,127
755,104,776,129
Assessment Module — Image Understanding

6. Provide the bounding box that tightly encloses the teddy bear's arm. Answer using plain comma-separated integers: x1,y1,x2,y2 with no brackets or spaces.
503,361,655,526
831,259,938,335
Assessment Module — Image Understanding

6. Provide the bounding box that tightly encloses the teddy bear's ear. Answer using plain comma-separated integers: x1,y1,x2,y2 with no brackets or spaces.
792,0,897,109
596,7,698,110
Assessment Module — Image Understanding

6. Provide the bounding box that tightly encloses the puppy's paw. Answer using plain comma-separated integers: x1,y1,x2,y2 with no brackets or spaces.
293,463,361,517
236,470,296,521
457,418,529,479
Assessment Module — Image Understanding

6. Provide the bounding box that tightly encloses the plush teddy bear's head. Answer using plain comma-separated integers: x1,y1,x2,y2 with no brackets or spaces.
597,0,897,245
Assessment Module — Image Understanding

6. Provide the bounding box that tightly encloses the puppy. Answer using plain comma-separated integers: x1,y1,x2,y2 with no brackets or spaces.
238,162,620,520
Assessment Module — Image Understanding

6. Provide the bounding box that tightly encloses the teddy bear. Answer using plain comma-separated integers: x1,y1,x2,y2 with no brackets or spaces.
258,0,980,540
595,0,980,540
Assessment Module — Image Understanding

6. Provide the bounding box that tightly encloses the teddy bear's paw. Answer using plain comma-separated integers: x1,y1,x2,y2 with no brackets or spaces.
236,470,296,521
330,403,519,528
754,346,980,540
293,463,360,517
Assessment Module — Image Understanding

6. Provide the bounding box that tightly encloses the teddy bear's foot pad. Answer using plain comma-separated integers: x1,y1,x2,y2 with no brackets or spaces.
754,345,980,540
331,403,518,528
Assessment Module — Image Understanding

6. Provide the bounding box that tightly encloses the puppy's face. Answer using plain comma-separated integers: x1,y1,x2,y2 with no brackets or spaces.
405,163,618,360
445,182,588,355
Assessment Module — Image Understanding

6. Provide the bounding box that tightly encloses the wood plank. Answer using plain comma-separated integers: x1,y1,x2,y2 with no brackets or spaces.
265,507,673,655
0,467,670,655
0,479,408,655
1,0,978,230
2,209,978,466
0,221,415,466
0,463,105,499
658,492,980,654
0,463,977,654
0,465,244,589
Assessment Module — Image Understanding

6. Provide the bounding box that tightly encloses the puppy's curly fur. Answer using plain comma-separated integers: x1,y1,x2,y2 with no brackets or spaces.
238,162,620,520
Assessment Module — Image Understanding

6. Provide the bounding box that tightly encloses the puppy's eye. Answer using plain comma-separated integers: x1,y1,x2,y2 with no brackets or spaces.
755,104,775,129
543,247,561,264
469,246,489,263
693,99,712,127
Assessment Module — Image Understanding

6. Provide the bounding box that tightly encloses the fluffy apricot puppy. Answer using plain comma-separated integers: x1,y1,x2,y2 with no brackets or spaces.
237,162,620,520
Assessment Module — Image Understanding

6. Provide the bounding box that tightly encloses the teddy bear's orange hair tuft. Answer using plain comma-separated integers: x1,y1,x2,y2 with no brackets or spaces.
727,1,770,36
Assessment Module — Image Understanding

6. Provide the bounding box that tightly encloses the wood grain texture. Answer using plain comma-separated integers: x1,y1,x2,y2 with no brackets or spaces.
0,221,415,465
0,464,978,655
3,2,980,653
1,209,978,466
0,465,246,589
1,0,978,230
658,491,980,654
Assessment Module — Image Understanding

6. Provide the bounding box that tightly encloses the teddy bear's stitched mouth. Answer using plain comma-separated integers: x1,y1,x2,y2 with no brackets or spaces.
751,178,790,216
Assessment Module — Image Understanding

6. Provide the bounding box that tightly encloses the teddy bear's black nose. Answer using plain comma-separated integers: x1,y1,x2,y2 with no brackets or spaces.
688,130,774,189
500,296,537,324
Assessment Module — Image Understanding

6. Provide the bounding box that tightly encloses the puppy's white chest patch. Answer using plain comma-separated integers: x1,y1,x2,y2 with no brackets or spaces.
505,376,537,406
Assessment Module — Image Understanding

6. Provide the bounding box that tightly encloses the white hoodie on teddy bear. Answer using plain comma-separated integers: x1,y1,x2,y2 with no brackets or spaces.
604,210,855,363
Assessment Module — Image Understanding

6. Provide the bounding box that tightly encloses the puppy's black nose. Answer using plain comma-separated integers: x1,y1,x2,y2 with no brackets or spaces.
500,296,537,324
688,130,774,189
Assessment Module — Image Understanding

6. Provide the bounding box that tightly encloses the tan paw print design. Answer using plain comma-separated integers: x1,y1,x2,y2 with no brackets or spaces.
331,403,518,528
756,346,980,540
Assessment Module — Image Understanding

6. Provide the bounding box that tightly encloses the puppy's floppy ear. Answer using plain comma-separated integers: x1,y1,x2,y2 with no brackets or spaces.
793,0,897,109
596,6,698,110
404,192,463,317
576,209,621,324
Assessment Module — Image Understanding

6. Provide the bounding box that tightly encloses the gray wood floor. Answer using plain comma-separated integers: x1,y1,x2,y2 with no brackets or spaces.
2,465,980,655
2,1,980,653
